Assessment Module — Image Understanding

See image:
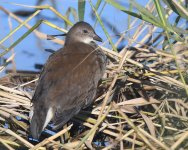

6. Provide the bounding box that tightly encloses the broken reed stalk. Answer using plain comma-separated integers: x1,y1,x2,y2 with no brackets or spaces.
88,50,130,142
75,105,111,149
0,127,34,148
112,102,171,150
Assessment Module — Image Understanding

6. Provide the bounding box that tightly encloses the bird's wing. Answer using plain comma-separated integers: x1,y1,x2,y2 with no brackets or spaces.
53,87,97,129
32,44,105,116
52,97,82,129
30,44,106,138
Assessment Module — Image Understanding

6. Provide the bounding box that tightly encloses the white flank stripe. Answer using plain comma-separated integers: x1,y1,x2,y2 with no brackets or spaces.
43,107,53,130
29,106,33,123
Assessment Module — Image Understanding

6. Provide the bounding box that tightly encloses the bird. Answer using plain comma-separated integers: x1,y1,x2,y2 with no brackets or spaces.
29,21,107,139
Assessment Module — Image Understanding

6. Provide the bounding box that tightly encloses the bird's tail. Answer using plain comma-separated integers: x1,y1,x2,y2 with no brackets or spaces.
30,107,54,139
30,113,44,140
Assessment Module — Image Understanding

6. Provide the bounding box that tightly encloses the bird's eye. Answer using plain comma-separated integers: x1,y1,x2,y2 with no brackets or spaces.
83,30,88,33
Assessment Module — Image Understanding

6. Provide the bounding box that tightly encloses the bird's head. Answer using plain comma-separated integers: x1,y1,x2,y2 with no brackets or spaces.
65,21,102,45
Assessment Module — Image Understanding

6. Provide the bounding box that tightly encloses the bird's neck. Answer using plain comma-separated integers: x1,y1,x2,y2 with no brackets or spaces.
64,41,98,51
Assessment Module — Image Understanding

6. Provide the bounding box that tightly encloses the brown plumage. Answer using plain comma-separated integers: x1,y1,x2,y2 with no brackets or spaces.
29,21,106,139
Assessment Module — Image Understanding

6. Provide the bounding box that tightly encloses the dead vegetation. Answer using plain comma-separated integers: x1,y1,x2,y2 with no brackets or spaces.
0,0,188,149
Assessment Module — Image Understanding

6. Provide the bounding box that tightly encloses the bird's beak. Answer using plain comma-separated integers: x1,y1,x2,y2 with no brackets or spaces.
93,33,103,42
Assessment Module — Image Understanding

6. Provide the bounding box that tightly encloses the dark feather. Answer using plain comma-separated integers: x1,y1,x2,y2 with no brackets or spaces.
30,22,106,139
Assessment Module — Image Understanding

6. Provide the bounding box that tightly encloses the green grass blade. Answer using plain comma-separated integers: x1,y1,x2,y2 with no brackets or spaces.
42,20,68,33
153,0,188,95
89,0,117,52
94,2,107,29
66,7,78,22
0,10,41,45
49,7,73,26
162,0,188,20
78,0,86,21
106,0,184,41
95,0,103,10
65,7,78,29
0,20,43,57
153,0,167,29
105,0,162,28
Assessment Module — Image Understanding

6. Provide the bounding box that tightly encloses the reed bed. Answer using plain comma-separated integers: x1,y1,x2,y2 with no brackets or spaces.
0,0,188,149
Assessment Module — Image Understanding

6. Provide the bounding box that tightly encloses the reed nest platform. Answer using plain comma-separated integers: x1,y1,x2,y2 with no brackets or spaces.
0,43,187,149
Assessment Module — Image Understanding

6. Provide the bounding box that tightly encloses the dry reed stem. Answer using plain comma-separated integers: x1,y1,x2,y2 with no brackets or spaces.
0,6,65,45
0,140,15,150
0,85,25,96
88,50,129,142
113,102,162,150
0,1,187,149
75,105,111,149
139,128,170,150
0,127,34,148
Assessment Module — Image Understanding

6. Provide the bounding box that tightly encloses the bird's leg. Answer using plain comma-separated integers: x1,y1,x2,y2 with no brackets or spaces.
60,124,70,143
